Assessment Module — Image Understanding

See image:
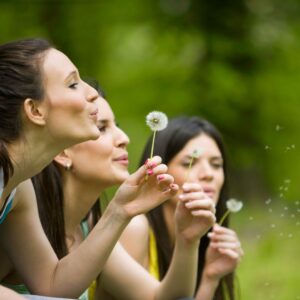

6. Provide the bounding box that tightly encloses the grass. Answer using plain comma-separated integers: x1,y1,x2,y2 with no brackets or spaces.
231,201,300,300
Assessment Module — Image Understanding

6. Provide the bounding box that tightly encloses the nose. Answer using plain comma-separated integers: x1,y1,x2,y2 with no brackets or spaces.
84,81,99,103
197,161,213,181
115,127,130,148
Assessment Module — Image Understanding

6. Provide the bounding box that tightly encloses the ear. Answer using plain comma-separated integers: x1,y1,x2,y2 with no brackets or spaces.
23,98,47,126
54,150,73,170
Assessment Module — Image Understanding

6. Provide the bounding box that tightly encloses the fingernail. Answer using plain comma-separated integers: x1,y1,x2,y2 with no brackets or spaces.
147,169,154,176
157,175,164,181
150,162,156,168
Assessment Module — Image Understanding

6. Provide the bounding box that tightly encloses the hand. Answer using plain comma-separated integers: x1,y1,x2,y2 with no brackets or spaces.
203,224,243,281
175,182,216,244
113,156,179,218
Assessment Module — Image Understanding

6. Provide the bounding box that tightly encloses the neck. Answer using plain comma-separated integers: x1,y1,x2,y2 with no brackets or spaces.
5,127,77,194
63,175,106,235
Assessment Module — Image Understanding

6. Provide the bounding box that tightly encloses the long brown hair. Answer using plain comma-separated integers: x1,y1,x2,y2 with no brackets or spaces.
0,38,51,185
139,116,235,300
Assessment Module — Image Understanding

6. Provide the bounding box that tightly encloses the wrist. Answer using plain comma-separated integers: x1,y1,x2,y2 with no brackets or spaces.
104,199,132,224
201,270,221,288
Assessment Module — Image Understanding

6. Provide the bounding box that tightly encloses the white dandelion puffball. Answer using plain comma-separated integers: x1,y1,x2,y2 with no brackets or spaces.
226,198,243,213
146,111,168,131
191,149,202,158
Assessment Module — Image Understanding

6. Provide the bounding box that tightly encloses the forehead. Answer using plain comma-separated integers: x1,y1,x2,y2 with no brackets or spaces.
42,48,76,81
97,97,114,120
180,134,221,156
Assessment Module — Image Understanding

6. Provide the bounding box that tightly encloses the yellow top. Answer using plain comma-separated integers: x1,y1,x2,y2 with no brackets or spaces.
148,228,160,280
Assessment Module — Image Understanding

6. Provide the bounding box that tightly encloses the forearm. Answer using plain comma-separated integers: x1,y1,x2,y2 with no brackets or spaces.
195,274,219,300
40,201,130,297
156,236,199,300
0,286,27,300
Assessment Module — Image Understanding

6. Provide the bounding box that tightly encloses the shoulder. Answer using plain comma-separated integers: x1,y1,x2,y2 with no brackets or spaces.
122,214,149,239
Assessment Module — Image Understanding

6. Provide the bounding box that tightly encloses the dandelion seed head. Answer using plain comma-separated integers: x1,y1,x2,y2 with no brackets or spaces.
226,199,243,213
146,111,168,131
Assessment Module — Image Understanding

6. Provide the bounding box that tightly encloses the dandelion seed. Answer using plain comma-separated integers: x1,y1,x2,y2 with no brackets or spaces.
288,233,293,238
219,199,243,225
279,232,284,236
296,222,300,226
275,124,282,131
295,201,299,205
264,282,270,286
280,213,285,218
256,234,261,240
268,208,273,213
249,216,254,221
284,206,289,211
285,146,291,152
279,193,284,198
291,144,296,149
265,145,270,150
284,179,291,184
297,209,300,213
290,214,295,218
265,198,272,205
284,187,289,191
279,186,283,190
270,224,276,228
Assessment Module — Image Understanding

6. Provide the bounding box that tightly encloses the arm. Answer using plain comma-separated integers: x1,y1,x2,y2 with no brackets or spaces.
195,224,243,300
0,286,27,300
0,157,177,298
99,183,216,300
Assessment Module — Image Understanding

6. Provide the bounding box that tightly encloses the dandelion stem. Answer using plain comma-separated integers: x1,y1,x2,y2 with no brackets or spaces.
219,210,230,226
150,130,157,159
184,156,194,182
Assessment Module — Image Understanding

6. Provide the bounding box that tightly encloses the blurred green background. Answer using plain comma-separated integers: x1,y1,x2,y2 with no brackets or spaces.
1,0,299,298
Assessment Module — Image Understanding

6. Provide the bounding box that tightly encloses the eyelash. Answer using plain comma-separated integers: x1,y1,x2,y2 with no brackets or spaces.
98,125,106,133
69,82,78,89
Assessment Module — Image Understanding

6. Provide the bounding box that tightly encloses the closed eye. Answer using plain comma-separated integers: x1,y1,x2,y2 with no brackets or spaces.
69,82,79,89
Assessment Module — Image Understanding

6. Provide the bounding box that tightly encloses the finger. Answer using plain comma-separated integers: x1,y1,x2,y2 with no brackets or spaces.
210,241,241,250
212,224,237,236
179,192,210,202
163,183,179,198
144,156,162,169
157,174,174,191
127,156,163,185
184,199,216,213
182,182,203,193
207,232,239,243
190,210,216,224
218,248,241,261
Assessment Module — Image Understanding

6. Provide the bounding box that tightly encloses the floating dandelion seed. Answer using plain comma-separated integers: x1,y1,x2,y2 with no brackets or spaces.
295,201,299,205
219,199,243,225
279,186,283,190
288,233,293,238
264,282,270,287
284,187,289,191
268,208,273,213
296,222,300,226
284,206,289,211
279,193,284,198
256,234,261,240
280,214,285,218
249,216,254,221
275,124,282,131
270,224,276,228
285,179,291,184
265,145,271,150
265,198,272,205
291,144,296,149
290,214,295,218
297,209,300,213
279,232,284,237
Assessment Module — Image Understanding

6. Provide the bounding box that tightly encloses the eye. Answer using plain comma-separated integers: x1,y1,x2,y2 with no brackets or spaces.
211,162,223,169
98,125,106,133
68,82,79,89
180,161,193,168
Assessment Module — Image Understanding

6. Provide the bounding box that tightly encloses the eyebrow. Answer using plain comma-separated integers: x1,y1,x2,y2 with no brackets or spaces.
64,70,78,83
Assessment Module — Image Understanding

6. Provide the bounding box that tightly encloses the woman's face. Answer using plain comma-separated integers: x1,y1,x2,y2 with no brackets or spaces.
68,97,130,189
41,49,100,144
167,133,224,205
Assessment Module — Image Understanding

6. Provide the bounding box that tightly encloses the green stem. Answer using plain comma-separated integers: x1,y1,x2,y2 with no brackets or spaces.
150,130,157,159
184,156,194,182
219,210,230,226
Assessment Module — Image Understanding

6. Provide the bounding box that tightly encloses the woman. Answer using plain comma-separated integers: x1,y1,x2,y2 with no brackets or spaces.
6,89,216,300
0,38,177,299
120,116,244,300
